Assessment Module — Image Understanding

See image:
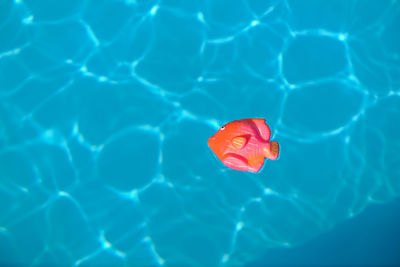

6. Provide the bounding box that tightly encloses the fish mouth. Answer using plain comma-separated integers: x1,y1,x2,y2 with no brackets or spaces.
208,136,216,147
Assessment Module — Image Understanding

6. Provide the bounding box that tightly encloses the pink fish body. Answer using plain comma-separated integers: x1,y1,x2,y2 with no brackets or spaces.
208,118,279,172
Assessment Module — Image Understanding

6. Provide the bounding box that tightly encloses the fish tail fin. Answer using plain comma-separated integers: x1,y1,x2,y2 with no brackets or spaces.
264,141,279,160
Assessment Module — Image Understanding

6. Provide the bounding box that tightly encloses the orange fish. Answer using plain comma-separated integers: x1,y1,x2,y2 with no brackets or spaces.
208,118,279,172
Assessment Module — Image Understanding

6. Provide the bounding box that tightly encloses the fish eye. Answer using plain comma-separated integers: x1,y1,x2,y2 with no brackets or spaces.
220,125,226,130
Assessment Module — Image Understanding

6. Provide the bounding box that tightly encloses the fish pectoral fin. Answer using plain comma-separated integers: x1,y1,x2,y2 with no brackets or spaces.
231,135,249,149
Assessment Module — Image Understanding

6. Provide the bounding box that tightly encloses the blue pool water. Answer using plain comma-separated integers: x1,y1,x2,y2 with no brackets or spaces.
248,197,400,266
0,0,399,266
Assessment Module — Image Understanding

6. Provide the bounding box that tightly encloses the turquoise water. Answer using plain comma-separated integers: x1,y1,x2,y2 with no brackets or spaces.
0,0,399,266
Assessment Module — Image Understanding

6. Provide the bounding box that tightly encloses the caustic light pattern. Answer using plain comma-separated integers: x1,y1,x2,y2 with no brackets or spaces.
1,0,400,266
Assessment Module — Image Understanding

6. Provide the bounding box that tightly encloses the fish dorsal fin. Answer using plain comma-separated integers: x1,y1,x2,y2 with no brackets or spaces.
231,135,249,149
252,118,271,141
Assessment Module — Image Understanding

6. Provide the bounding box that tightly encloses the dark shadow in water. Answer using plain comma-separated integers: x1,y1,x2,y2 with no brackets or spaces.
247,198,400,266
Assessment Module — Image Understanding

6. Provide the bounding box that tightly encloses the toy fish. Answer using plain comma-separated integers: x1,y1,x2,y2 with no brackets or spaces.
208,118,279,172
